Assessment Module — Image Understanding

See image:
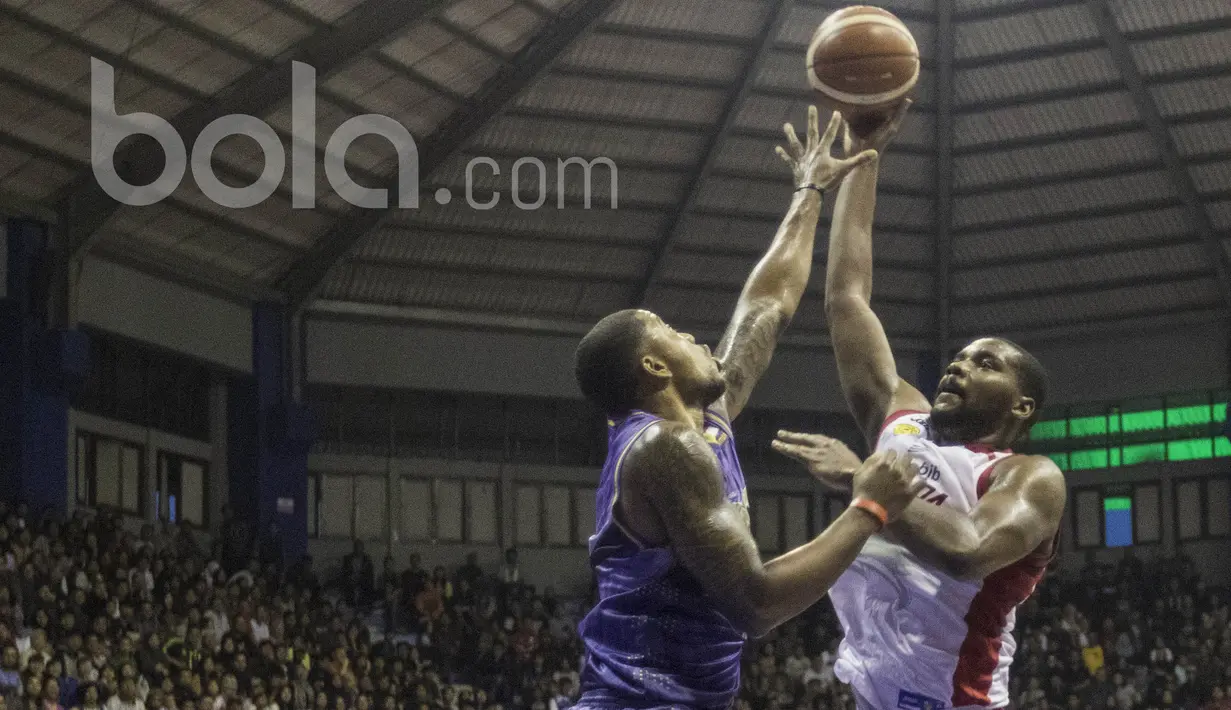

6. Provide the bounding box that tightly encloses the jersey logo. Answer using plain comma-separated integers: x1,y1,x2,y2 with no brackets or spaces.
916,482,948,506
898,690,946,710
703,425,728,445
893,422,921,436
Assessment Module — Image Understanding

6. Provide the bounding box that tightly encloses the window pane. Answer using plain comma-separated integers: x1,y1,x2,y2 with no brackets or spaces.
1104,496,1132,548
574,487,597,546
1070,449,1108,470
1217,438,1231,457
1030,420,1067,440
466,481,498,543
515,486,542,545
320,476,353,538
1176,480,1202,540
782,496,809,550
354,477,387,541
121,445,141,512
1121,409,1164,433
544,486,572,545
181,461,205,526
752,495,781,553
1069,415,1108,438
1168,439,1214,461
1134,485,1160,543
400,479,431,541
1122,443,1166,466
1207,478,1229,537
1075,490,1101,547
435,479,463,541
1046,453,1069,469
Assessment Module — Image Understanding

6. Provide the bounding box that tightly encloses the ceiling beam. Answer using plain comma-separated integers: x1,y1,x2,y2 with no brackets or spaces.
1088,0,1231,309
632,0,809,305
953,107,1231,155
275,0,622,310
951,269,1213,306
55,0,447,263
934,0,956,363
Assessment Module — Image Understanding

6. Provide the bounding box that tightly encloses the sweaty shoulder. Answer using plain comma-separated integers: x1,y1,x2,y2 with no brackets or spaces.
988,454,1067,525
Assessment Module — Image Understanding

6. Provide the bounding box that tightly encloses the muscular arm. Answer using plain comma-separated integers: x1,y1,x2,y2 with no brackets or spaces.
824,159,928,446
887,457,1066,580
714,189,823,421
624,421,882,637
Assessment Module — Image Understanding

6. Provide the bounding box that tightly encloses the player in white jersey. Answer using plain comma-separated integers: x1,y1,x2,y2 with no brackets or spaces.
771,101,1066,710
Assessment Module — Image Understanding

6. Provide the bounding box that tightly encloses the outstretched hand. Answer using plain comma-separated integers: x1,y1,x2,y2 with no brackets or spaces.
772,430,862,493
776,106,878,192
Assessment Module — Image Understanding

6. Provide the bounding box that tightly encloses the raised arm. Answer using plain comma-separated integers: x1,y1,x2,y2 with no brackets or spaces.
823,102,929,446
887,456,1066,580
622,421,921,637
715,107,876,420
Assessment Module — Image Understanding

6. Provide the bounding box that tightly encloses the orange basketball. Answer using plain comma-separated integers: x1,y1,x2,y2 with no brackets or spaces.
806,6,919,113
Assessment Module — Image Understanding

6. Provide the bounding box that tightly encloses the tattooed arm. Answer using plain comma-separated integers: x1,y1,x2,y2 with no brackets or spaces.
620,420,919,636
715,108,877,420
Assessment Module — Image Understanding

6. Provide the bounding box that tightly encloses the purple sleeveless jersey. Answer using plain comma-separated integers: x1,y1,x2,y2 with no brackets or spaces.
575,408,750,710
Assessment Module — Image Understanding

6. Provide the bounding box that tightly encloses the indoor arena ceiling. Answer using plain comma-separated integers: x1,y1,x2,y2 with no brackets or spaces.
1,0,1230,353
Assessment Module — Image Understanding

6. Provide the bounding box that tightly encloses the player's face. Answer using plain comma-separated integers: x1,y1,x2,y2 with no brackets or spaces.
931,338,1029,434
638,311,725,406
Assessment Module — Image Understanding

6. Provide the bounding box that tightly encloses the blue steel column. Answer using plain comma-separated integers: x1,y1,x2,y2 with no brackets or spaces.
0,218,89,517
228,302,314,566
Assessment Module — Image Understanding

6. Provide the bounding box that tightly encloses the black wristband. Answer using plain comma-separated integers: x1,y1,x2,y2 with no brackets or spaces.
795,183,824,195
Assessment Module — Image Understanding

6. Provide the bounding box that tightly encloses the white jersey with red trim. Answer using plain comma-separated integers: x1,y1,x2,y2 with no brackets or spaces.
828,410,1054,710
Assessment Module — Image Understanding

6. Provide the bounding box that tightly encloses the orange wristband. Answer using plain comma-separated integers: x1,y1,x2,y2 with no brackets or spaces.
850,497,888,527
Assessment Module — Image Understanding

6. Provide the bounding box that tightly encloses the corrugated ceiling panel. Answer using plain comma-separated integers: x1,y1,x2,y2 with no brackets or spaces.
788,297,931,337
954,131,1157,189
471,4,542,54
279,0,366,23
358,228,647,280
952,243,1212,298
954,91,1137,148
1132,28,1231,78
675,215,933,265
412,40,502,97
164,178,327,249
442,0,517,29
382,22,455,66
1171,120,1231,157
1191,162,1231,194
870,152,935,192
0,88,91,162
1209,200,1231,230
515,75,726,125
604,0,766,38
324,262,631,317
126,28,252,95
955,50,1117,106
776,5,934,59
325,63,457,135
659,251,931,302
694,176,934,226
951,207,1190,265
149,0,313,57
953,279,1220,333
863,194,934,229
468,115,706,166
45,2,164,54
264,97,401,173
399,200,668,244
1111,0,1231,33
644,286,735,328
735,96,935,150
9,0,118,31
1152,76,1231,119
0,150,75,200
431,154,686,206
955,5,1098,59
562,34,746,81
954,171,1176,228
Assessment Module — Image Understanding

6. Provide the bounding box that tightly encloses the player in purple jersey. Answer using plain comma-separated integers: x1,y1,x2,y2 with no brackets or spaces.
568,107,925,710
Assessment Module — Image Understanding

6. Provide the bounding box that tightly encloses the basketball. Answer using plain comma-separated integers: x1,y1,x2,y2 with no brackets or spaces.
806,6,919,114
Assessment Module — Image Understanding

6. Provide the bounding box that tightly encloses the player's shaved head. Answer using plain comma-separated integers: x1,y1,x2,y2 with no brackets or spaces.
575,309,649,416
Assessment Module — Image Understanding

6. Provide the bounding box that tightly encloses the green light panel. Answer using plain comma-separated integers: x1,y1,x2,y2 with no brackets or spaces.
1031,420,1067,440
1167,438,1215,461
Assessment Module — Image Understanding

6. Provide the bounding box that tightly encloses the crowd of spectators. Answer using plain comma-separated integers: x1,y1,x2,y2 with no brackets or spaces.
0,498,1228,710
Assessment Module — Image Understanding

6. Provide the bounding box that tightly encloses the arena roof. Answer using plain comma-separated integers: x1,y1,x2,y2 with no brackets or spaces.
2,0,1229,355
